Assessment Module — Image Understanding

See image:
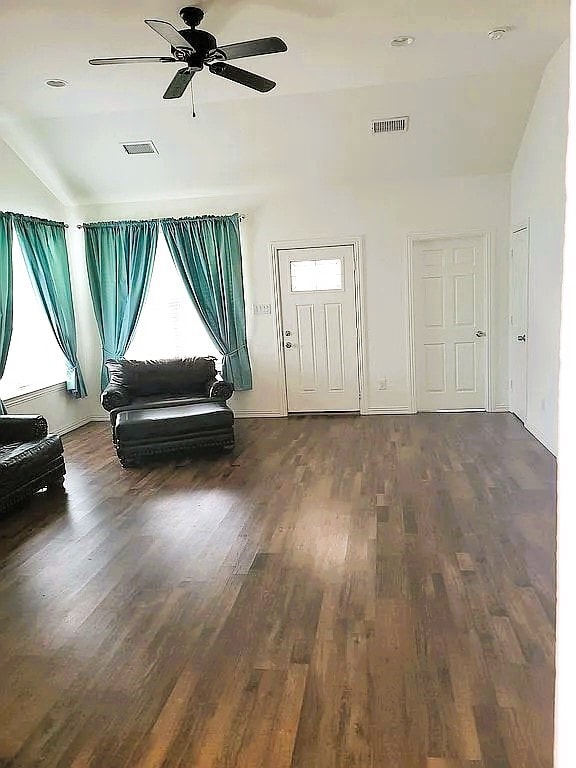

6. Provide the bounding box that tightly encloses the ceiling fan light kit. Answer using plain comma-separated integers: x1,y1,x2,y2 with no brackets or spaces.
488,27,512,40
89,6,288,101
391,36,415,47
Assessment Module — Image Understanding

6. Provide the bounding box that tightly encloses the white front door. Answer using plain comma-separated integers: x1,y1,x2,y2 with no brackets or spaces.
510,227,529,422
413,235,487,411
278,245,360,413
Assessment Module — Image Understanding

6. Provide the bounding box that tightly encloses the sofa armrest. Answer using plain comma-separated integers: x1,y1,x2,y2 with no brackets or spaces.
101,383,131,412
0,415,48,443
206,378,234,401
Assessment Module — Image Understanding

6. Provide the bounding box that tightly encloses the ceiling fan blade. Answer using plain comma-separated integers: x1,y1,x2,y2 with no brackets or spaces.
89,56,176,65
215,37,288,61
209,63,276,93
163,67,194,99
145,19,195,52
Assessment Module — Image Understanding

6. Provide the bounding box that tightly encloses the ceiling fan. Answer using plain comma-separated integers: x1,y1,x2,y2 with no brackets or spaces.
89,6,288,99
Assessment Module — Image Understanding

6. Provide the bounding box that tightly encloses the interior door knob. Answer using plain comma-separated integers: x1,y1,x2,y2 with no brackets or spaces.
517,334,526,342
476,330,486,338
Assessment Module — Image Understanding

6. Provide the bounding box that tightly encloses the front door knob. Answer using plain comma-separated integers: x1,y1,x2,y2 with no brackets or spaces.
285,342,293,348
517,334,526,342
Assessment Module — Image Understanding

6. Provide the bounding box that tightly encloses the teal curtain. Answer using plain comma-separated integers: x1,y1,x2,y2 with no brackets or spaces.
162,215,252,390
0,213,13,414
84,220,158,388
13,215,87,399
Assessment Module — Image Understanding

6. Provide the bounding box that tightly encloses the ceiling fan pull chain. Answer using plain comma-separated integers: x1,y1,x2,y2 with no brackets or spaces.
190,78,197,118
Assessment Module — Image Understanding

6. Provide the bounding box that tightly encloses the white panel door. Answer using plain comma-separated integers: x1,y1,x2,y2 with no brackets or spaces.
510,227,529,422
413,236,487,411
279,245,360,413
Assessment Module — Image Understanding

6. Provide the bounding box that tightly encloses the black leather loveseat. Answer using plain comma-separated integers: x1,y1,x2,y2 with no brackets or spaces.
101,357,235,467
0,415,65,513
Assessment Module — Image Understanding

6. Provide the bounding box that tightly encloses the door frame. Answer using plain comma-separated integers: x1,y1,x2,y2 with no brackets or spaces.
407,230,495,413
510,219,531,422
270,236,368,417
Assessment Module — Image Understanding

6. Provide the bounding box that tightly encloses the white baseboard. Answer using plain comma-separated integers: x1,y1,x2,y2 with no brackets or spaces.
58,415,108,436
362,406,414,415
237,408,417,417
58,416,93,436
524,420,557,457
363,405,510,416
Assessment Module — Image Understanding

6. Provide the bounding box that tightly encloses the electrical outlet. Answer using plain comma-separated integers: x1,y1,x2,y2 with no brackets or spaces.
252,303,272,316
378,379,388,391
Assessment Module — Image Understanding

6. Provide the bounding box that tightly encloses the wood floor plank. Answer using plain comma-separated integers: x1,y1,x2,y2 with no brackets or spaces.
0,413,556,767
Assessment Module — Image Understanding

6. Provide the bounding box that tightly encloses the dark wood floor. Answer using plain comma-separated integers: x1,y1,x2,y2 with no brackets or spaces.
0,414,556,768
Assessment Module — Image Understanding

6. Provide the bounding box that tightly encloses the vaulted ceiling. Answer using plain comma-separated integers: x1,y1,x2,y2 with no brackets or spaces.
0,0,569,204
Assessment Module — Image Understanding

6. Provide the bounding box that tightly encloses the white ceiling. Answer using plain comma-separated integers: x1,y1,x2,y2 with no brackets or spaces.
1,69,541,205
0,0,568,117
0,0,569,204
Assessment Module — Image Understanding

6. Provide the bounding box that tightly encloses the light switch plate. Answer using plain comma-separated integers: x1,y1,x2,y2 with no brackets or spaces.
253,303,272,315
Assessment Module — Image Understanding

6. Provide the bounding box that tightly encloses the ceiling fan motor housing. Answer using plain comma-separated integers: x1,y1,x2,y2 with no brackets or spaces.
172,6,217,68
173,27,218,67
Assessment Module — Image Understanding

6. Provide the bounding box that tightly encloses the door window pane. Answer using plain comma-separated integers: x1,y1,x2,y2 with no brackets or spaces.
290,259,343,292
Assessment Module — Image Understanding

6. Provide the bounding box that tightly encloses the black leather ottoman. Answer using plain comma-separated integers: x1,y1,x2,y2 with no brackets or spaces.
114,402,235,467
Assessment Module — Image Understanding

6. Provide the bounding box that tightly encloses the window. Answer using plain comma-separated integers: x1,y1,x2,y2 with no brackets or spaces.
0,239,67,400
290,258,343,292
127,234,221,365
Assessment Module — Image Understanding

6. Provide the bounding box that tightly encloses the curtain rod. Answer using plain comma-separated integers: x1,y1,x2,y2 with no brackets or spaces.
76,214,246,229
1,211,70,228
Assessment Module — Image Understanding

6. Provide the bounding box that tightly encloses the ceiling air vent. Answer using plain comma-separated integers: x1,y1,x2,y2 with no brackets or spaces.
372,116,409,134
121,141,158,155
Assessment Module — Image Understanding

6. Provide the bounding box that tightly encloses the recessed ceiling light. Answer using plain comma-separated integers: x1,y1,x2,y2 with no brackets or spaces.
45,79,69,88
488,27,511,41
391,36,415,47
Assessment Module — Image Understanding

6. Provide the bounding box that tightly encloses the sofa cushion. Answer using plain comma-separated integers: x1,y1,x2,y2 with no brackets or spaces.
0,435,64,480
115,402,234,443
106,357,218,398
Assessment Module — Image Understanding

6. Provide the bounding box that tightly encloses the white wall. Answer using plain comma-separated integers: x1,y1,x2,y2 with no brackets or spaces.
0,137,94,433
555,10,575,765
78,174,511,418
0,135,64,220
511,40,569,455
